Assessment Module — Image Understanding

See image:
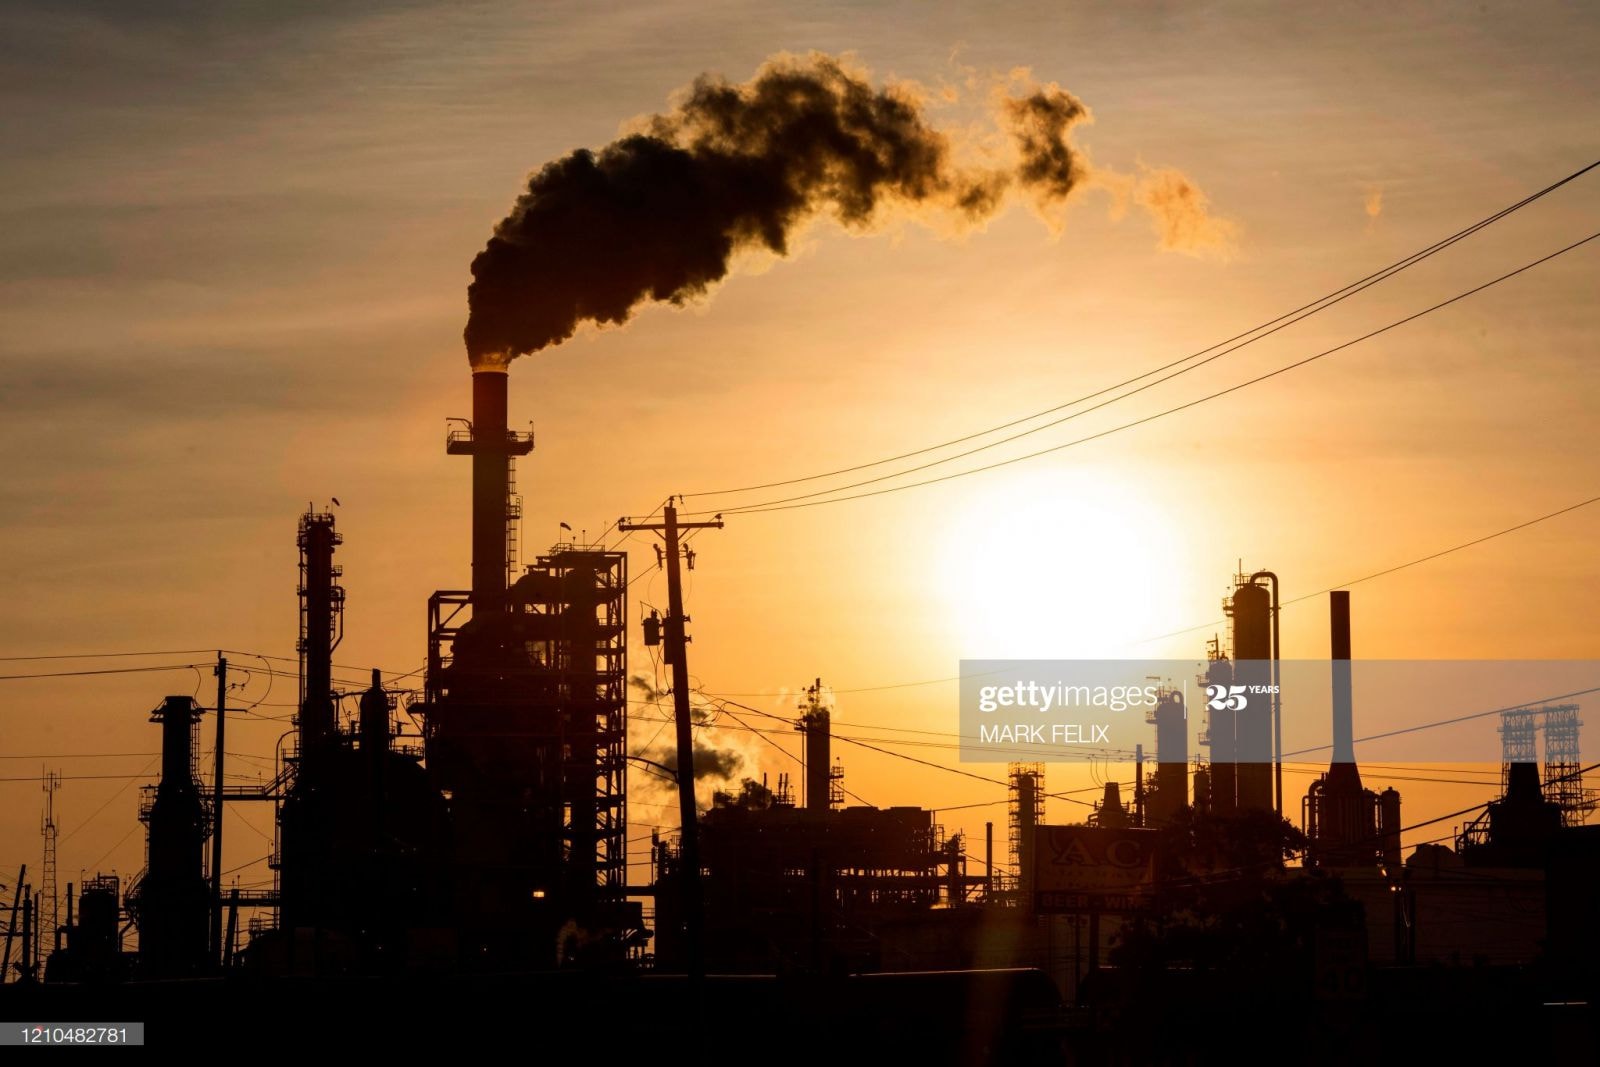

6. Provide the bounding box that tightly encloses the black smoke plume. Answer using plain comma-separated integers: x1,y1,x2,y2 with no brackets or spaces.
464,54,1099,365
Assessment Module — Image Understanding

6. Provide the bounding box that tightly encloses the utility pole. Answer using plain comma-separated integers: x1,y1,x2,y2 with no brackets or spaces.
209,654,227,964
2,864,24,983
618,499,723,978
19,887,33,983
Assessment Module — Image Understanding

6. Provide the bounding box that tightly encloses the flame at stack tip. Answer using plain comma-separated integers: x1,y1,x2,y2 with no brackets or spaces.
469,349,514,373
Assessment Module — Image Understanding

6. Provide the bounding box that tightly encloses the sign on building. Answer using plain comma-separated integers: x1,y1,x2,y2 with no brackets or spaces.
1033,825,1158,913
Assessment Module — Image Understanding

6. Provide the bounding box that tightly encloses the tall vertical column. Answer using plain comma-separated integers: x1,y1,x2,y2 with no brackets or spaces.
298,514,339,753
1328,590,1359,785
470,368,510,610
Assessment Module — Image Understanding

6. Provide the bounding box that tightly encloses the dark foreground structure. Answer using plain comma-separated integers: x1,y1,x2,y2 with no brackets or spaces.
4,369,1597,1062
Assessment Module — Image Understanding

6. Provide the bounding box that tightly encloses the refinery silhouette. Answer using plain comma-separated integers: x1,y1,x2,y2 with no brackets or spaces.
3,43,1598,1067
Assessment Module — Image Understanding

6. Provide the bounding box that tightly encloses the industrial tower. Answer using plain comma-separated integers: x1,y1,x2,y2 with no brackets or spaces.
40,771,60,959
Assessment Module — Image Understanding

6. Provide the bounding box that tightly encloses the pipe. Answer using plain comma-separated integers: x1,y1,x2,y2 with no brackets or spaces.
223,889,239,971
20,888,32,983
984,822,994,901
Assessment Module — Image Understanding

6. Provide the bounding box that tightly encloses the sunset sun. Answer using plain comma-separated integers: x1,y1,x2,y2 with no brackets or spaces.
938,468,1188,658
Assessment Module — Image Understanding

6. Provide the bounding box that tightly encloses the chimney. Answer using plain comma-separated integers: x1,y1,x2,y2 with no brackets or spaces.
1328,590,1361,790
157,695,198,788
449,369,533,613
472,369,509,609
360,668,389,758
1097,781,1129,828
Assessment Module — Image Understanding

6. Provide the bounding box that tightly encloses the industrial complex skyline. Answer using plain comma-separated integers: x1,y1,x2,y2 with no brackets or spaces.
5,1,1598,894
1,4,1598,1054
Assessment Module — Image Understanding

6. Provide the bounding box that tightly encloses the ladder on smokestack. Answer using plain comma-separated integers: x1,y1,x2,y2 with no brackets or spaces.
506,457,522,582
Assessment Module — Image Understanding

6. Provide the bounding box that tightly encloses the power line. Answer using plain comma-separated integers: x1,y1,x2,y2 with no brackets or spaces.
0,753,161,760
698,681,1598,813
1133,491,1600,645
59,758,160,846
0,649,220,662
700,690,1101,807
0,662,213,681
1279,767,1503,787
1280,498,1600,607
1145,761,1600,890
685,160,1600,500
83,823,143,874
696,488,1600,699
0,751,271,762
692,230,1600,516
218,856,269,879
710,702,876,807
0,646,426,696
0,773,162,783
1283,684,1600,759
831,732,1096,807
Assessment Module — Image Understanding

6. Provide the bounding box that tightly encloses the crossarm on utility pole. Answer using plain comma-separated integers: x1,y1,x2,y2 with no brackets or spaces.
617,501,723,979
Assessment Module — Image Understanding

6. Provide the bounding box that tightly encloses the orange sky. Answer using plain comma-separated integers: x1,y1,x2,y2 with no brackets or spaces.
3,2,1598,899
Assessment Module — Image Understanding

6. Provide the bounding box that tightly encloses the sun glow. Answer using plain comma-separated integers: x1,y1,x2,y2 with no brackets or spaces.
937,468,1189,659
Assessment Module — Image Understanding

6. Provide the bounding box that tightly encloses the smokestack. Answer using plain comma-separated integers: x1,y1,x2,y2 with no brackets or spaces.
798,678,832,814
360,668,389,758
1329,590,1360,787
1302,590,1382,867
449,368,532,612
472,368,509,608
139,696,209,976
297,511,340,753
157,695,197,788
1097,781,1129,828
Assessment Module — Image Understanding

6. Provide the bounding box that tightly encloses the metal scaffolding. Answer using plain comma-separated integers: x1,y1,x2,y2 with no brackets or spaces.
1498,707,1539,794
1008,763,1044,901
40,772,60,956
1539,704,1595,827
